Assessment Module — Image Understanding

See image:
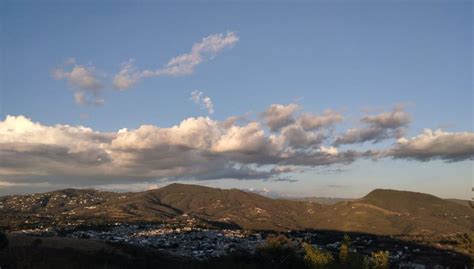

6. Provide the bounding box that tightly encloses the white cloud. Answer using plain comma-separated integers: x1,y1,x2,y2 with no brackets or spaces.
297,110,344,130
387,129,474,162
158,31,239,76
113,32,239,90
334,106,410,145
263,103,300,132
190,90,215,114
52,60,104,106
0,111,366,187
1,104,471,190
112,59,146,91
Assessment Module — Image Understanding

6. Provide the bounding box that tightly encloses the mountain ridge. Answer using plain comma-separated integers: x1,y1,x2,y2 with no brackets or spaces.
0,183,472,235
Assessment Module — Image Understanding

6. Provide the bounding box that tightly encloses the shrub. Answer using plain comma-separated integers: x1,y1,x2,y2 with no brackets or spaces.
256,234,303,268
303,243,334,269
339,234,351,264
370,250,389,269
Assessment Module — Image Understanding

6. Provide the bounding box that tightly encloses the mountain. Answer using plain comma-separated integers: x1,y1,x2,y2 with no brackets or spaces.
310,189,474,235
291,197,352,205
0,184,472,235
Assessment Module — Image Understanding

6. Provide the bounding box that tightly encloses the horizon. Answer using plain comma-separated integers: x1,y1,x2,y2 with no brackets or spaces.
1,1,473,200
0,181,470,201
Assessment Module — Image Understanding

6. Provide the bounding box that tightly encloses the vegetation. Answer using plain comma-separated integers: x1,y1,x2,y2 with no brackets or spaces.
255,234,304,269
258,234,378,269
370,251,389,269
303,243,334,268
2,233,473,269
1,184,472,235
339,234,351,265
0,185,472,268
458,232,474,255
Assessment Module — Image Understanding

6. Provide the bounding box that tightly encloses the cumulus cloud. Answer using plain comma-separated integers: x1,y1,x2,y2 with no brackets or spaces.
263,104,343,134
387,129,474,162
190,90,214,114
297,110,344,130
263,103,299,132
1,104,471,189
276,123,325,148
0,111,366,187
52,59,105,106
334,106,410,145
113,32,239,90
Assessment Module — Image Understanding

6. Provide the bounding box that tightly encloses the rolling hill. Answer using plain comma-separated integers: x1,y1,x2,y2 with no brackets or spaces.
0,184,472,235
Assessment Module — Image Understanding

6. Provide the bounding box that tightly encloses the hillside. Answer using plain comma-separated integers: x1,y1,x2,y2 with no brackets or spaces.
291,197,352,205
447,199,472,207
311,189,474,235
0,184,472,235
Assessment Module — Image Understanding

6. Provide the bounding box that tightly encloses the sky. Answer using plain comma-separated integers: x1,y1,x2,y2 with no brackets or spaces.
0,0,472,199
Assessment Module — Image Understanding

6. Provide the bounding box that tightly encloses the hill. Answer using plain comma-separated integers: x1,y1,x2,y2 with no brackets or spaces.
311,189,474,235
0,184,472,235
291,197,352,205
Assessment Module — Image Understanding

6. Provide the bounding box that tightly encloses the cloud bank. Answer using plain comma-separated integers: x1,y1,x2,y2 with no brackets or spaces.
1,105,472,189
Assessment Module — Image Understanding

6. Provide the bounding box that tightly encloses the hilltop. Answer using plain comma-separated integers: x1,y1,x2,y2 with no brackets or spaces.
0,184,472,235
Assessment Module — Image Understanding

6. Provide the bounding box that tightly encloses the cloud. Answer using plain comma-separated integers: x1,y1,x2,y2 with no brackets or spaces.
263,103,299,132
387,129,474,162
297,110,344,130
361,105,410,129
0,111,366,187
1,104,471,189
263,104,343,134
190,90,214,114
158,31,239,76
112,59,144,91
52,59,105,106
113,32,239,90
276,123,325,148
334,106,410,145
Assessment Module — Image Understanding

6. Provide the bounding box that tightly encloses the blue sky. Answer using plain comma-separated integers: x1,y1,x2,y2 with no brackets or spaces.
1,1,472,198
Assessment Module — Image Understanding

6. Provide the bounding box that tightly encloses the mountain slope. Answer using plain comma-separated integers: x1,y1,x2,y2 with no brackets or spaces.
311,189,474,235
107,183,324,230
0,184,472,235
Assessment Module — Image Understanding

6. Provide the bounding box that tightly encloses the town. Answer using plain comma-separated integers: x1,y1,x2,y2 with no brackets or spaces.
11,219,470,268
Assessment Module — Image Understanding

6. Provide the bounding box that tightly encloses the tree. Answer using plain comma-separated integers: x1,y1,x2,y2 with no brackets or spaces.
256,234,303,268
370,250,389,269
339,234,351,265
303,243,334,269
